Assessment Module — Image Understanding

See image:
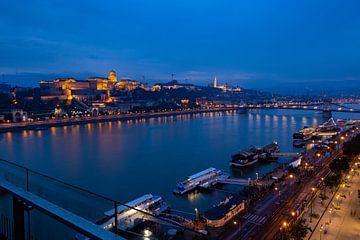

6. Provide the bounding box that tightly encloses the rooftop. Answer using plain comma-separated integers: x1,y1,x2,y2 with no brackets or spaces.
204,195,246,220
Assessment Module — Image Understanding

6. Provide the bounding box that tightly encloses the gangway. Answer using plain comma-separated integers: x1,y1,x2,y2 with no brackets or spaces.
270,152,301,158
0,177,123,240
216,178,253,186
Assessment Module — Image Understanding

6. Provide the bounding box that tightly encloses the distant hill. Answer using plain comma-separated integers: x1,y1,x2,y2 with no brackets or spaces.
244,79,360,97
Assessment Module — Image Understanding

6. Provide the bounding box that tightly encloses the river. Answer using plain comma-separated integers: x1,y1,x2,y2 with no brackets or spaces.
0,108,358,238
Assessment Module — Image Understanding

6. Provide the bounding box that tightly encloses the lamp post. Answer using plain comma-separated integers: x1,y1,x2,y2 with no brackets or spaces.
329,208,333,223
233,219,241,237
310,187,316,223
319,224,324,240
280,221,288,240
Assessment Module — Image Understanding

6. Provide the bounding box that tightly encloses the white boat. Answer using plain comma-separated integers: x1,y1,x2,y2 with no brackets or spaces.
173,168,223,194
75,194,170,240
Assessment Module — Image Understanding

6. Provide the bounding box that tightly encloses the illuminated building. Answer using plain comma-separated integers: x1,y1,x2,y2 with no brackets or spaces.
87,77,111,91
39,70,121,101
108,70,117,82
212,76,241,92
40,78,90,91
152,80,197,91
115,78,143,91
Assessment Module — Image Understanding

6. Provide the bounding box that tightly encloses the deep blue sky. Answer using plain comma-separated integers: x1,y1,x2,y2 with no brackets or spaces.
1,0,360,88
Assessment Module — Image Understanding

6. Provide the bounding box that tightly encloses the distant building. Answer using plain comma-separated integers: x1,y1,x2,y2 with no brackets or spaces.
11,109,28,122
115,78,143,91
40,78,90,91
39,70,122,101
152,80,197,91
108,70,117,82
212,77,241,92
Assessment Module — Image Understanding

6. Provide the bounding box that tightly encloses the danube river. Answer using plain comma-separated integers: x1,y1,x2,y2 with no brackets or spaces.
0,109,357,219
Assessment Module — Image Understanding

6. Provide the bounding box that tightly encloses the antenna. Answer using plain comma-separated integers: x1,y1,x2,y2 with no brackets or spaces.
171,73,175,81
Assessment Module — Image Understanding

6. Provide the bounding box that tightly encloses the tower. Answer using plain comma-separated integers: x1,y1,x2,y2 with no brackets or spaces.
213,76,217,88
108,70,117,82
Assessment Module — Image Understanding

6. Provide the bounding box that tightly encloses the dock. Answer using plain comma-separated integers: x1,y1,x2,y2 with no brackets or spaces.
270,152,301,158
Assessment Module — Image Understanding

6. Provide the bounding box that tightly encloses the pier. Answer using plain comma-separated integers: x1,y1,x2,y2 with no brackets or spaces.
270,152,301,158
216,178,253,186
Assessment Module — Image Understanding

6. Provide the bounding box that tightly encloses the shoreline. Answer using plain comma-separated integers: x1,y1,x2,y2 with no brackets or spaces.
0,107,244,133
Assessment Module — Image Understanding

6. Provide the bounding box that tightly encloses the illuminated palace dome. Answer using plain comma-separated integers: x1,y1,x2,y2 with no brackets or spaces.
108,70,117,82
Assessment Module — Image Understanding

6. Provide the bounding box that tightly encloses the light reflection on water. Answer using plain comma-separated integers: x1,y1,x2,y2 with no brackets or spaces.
0,108,358,214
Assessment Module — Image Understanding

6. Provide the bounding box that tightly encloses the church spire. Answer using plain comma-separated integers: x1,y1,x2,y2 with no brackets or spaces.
213,76,217,88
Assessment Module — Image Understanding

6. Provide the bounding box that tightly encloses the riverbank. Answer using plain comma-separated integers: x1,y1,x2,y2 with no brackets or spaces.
0,107,244,133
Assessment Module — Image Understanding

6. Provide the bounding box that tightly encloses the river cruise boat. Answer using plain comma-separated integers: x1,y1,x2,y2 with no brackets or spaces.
230,141,280,167
76,194,170,240
173,167,224,195
293,126,315,147
316,118,339,134
230,147,259,167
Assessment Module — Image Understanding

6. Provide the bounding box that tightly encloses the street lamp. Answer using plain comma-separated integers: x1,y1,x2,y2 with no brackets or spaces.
233,219,241,237
310,187,316,223
319,224,324,240
282,221,288,228
291,211,296,217
329,208,333,223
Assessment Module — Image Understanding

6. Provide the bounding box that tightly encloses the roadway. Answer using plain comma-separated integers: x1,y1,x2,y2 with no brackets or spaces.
218,127,358,240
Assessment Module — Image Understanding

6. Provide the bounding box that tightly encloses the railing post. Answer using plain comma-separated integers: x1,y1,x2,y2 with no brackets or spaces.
114,201,118,234
26,168,29,191
13,198,25,240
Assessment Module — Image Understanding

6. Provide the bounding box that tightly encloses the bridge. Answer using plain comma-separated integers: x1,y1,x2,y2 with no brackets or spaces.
240,100,360,114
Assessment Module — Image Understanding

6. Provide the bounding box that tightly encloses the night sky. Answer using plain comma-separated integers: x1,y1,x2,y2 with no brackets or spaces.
1,0,360,88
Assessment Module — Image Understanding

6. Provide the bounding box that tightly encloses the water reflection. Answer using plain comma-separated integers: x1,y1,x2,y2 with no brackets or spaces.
0,110,356,215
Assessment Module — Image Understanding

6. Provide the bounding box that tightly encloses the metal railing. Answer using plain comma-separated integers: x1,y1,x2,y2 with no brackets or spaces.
0,158,191,240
